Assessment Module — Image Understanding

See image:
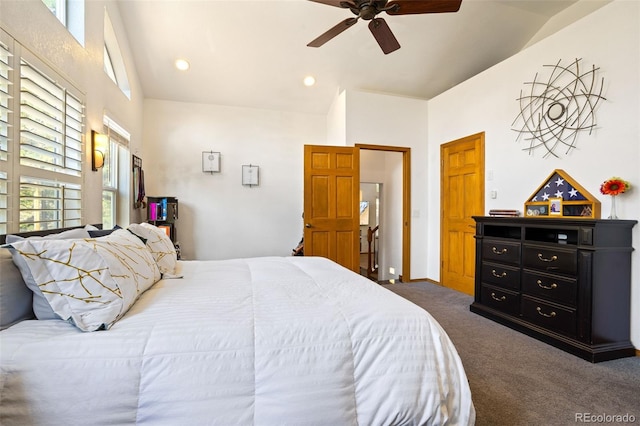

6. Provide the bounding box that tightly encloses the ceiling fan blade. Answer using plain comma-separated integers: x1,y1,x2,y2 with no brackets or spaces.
368,18,400,54
307,0,357,9
308,18,359,48
386,0,462,15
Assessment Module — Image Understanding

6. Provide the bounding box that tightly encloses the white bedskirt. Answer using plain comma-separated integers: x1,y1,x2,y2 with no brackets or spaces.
0,256,475,425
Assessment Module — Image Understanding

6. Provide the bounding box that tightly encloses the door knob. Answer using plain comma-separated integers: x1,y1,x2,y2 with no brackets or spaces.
305,223,312,228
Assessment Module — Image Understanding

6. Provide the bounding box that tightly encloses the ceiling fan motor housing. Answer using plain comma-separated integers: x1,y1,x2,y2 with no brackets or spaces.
349,1,397,19
360,5,378,19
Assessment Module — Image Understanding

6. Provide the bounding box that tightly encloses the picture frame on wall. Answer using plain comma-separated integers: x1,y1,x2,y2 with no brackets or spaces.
242,164,259,186
202,151,221,173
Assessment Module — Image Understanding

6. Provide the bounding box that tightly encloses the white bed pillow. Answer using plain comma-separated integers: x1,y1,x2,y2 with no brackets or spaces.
6,227,92,320
128,222,178,276
5,227,91,244
7,229,161,331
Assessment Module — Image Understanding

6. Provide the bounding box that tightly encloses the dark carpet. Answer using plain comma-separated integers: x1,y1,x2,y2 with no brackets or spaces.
384,281,640,426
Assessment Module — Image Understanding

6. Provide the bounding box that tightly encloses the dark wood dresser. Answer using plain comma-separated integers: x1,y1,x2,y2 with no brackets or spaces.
470,216,637,362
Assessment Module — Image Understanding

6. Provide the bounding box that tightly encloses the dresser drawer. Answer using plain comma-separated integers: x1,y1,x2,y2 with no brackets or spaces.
521,296,576,337
482,262,520,290
480,284,520,316
522,271,577,306
523,245,577,275
482,240,521,265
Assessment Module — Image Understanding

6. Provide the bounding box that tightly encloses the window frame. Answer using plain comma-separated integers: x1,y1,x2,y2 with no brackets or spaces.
0,31,14,235
101,116,130,229
1,35,86,234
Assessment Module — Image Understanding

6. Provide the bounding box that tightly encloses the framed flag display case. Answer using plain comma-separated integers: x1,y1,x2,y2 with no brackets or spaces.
524,169,600,219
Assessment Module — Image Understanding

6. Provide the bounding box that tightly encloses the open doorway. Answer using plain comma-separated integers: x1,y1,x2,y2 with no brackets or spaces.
359,183,381,281
358,146,407,283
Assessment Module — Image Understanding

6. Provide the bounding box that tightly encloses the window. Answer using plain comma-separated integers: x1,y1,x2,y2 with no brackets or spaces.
18,58,84,231
102,116,130,229
20,59,83,177
104,45,117,85
41,0,85,46
19,176,81,231
104,10,131,99
0,39,11,163
0,33,13,234
1,30,85,235
41,0,66,24
3,44,85,233
102,138,118,229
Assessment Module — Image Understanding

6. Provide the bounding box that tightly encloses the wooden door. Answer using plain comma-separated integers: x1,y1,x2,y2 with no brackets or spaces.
440,133,484,295
304,145,360,273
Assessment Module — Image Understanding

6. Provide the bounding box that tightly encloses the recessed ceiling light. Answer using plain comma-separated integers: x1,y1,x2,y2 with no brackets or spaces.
303,75,316,87
175,59,190,71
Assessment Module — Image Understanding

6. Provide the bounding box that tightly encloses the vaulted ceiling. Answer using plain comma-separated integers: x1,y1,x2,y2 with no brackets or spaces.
115,0,604,115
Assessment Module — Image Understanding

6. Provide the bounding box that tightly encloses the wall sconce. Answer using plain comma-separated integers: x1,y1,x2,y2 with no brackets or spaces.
91,130,108,171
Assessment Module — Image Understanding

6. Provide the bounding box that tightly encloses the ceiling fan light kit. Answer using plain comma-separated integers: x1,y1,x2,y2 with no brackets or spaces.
307,0,462,54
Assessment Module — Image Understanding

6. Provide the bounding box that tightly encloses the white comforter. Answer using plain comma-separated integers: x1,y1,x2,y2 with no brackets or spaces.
0,256,475,425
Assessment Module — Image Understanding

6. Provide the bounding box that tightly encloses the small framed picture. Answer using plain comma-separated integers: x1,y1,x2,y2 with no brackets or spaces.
549,198,562,216
202,151,221,173
242,165,259,186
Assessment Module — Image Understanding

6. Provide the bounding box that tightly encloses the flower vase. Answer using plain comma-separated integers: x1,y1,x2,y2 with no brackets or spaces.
608,195,618,219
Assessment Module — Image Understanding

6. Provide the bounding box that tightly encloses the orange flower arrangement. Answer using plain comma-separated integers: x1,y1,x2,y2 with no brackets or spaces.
600,177,631,196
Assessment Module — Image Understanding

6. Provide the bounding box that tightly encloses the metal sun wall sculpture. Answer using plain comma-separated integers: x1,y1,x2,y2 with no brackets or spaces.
512,58,606,158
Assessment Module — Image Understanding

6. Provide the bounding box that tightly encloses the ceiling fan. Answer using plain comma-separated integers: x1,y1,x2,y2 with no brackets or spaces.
307,0,462,54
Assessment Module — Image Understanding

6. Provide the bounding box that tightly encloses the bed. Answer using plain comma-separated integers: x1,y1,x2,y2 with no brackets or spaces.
0,224,475,425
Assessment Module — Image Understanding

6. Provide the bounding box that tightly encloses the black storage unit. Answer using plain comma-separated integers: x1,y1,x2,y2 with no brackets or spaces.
147,196,179,257
470,216,636,362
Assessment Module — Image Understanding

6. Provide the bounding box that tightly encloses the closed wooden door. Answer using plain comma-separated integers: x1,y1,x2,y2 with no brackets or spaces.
304,145,360,273
440,133,485,295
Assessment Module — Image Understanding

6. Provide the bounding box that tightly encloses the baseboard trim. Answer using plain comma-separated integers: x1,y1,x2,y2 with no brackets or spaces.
407,278,441,285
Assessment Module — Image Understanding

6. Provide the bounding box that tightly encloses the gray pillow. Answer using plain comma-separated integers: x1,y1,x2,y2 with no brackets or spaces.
7,246,59,320
0,248,35,329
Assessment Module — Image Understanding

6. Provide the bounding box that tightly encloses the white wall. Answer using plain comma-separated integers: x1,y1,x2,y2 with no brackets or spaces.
0,0,145,226
326,89,347,145
341,90,431,279
427,0,640,346
143,99,326,260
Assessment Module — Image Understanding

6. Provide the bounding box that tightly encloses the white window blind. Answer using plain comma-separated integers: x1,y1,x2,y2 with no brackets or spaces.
0,39,11,162
19,176,81,231
16,55,84,232
0,32,85,234
0,36,13,233
0,171,7,234
20,59,83,176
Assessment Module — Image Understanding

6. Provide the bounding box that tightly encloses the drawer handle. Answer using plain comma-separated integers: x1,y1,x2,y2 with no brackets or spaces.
492,269,507,278
536,306,557,318
537,280,558,290
537,253,558,262
492,247,507,255
491,292,506,302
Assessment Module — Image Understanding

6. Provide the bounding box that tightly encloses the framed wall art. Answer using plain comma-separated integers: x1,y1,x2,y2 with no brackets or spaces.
202,151,221,173
242,164,259,187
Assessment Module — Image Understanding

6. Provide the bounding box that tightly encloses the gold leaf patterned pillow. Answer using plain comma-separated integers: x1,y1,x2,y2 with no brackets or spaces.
7,229,160,331
128,223,177,276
